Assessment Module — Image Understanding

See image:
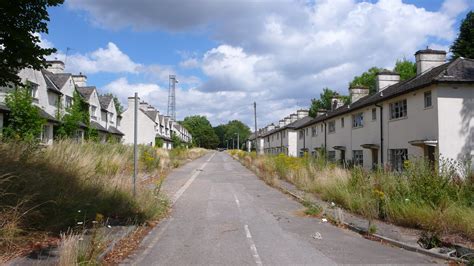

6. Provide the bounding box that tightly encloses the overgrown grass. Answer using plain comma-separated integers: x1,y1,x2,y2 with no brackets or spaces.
0,140,207,263
230,150,474,240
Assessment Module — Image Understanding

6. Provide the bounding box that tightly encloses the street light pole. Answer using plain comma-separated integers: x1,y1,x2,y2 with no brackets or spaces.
133,92,138,197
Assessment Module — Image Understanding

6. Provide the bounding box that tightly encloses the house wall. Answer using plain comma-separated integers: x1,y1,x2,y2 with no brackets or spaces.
121,107,156,146
437,84,474,168
287,131,298,157
350,105,381,169
88,90,102,123
326,114,352,163
18,69,55,115
300,122,326,157
382,85,438,165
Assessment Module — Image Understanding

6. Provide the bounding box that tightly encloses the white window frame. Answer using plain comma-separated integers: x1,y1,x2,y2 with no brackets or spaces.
352,112,364,128
90,105,97,119
328,121,335,133
389,99,407,120
389,149,408,171
424,91,432,108
353,150,363,166
65,96,73,109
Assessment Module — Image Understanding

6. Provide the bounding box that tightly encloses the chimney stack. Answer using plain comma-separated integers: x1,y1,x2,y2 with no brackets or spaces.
279,120,285,127
267,124,275,131
72,73,87,87
296,109,309,119
284,117,291,125
316,109,327,117
331,95,344,110
349,86,369,103
128,96,140,111
46,60,65,74
376,70,400,92
415,48,446,75
139,101,149,111
290,114,298,123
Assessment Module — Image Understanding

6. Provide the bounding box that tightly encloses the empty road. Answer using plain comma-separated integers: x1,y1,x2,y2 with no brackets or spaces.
128,152,440,265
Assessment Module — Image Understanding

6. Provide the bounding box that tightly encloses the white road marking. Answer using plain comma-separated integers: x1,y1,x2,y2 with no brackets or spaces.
170,152,215,205
244,224,263,266
234,194,241,209
132,153,215,265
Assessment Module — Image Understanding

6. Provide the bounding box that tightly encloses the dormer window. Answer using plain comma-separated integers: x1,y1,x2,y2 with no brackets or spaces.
109,112,114,123
65,96,73,109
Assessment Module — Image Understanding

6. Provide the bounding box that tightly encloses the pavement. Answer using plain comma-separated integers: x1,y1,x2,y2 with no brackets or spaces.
127,152,443,265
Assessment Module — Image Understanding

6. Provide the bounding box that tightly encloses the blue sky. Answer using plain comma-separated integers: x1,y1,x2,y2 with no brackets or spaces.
41,0,472,126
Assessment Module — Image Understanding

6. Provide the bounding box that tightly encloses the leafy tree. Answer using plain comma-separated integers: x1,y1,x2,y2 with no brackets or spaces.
394,58,416,81
182,115,219,149
450,11,474,59
55,91,89,138
104,93,124,115
0,0,64,86
222,120,251,150
213,124,227,148
349,67,382,94
309,88,350,117
171,132,183,148
3,85,45,141
155,137,164,148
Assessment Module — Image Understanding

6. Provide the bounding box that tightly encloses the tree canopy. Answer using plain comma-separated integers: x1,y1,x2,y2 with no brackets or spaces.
222,120,251,149
3,85,45,141
308,88,350,117
349,67,382,94
0,0,64,86
450,11,474,59
182,115,219,149
394,59,417,81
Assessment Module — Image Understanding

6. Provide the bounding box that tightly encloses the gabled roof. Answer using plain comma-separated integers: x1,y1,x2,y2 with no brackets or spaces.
41,70,63,95
144,110,159,121
297,57,474,129
41,70,71,90
98,95,113,110
76,86,96,101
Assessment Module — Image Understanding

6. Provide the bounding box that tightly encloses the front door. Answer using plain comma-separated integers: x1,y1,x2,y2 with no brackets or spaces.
340,150,346,166
372,149,379,170
426,145,436,168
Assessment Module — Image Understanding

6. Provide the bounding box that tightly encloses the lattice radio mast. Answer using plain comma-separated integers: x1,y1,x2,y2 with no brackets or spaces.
167,75,178,120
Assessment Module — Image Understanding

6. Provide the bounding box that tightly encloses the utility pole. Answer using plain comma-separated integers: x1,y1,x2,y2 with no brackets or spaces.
232,138,235,149
133,92,138,197
226,139,228,149
167,75,178,121
254,102,258,155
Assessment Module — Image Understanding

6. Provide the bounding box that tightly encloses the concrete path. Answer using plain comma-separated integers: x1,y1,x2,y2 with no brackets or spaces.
128,152,442,265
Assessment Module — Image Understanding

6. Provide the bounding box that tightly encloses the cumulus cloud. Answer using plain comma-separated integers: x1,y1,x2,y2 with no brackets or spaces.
62,42,140,74
66,0,471,126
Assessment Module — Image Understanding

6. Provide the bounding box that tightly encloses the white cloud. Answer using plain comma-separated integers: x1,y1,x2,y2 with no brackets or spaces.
65,0,471,127
63,42,140,74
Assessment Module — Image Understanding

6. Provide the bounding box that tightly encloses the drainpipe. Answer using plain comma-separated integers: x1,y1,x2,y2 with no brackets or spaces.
323,121,327,155
280,130,283,154
375,103,384,165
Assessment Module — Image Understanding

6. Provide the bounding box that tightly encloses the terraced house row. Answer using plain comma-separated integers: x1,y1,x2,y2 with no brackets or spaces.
249,49,474,171
0,60,192,148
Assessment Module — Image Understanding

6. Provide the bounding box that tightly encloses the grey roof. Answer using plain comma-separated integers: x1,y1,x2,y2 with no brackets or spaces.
42,70,71,90
41,70,63,95
89,121,108,132
144,110,159,121
38,108,59,123
108,126,124,136
76,86,96,101
98,95,113,110
415,49,447,55
297,58,474,129
261,116,313,137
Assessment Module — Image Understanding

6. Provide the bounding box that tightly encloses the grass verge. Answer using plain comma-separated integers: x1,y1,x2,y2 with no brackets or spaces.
0,140,207,263
229,150,474,242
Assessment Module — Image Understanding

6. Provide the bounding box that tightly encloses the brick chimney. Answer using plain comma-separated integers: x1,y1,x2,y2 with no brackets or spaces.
267,124,275,131
376,70,400,92
331,95,344,110
316,109,327,117
415,48,446,75
139,101,149,111
284,117,291,125
279,120,285,127
127,96,139,111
